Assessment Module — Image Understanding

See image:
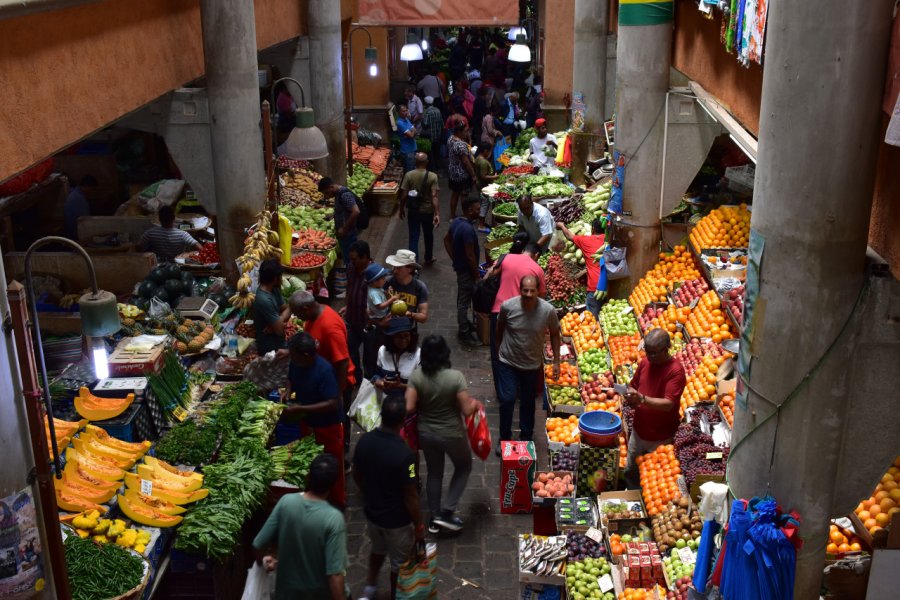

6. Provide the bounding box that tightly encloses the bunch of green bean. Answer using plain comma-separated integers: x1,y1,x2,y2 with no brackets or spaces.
65,535,144,600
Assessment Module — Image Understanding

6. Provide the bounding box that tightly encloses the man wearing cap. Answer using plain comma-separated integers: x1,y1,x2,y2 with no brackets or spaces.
318,177,361,265
385,250,429,327
420,97,444,169
528,118,557,169
399,153,440,267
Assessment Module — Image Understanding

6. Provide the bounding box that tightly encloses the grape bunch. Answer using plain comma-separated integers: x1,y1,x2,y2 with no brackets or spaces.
566,531,607,561
551,447,578,472
674,408,729,486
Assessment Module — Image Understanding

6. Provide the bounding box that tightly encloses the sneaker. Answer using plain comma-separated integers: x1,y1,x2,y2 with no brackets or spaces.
458,330,481,347
359,585,378,600
433,511,464,532
424,258,438,267
427,520,440,535
494,441,502,457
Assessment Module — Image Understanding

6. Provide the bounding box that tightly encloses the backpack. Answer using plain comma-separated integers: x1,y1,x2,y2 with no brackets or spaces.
347,189,369,230
472,255,505,314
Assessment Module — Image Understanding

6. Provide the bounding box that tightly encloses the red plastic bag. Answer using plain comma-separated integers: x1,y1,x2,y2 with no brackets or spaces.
465,403,492,461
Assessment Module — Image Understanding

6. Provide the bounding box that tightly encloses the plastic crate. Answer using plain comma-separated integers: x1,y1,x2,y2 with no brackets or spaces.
144,386,172,433
94,402,157,442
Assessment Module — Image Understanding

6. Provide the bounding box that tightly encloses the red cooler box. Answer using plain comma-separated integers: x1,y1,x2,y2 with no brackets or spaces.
499,441,536,514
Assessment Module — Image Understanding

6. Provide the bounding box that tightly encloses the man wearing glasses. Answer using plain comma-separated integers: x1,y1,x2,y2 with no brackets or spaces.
622,329,687,489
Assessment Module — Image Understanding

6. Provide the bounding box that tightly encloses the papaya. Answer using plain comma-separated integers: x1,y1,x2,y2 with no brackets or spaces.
117,495,183,527
135,465,203,492
74,388,134,421
62,463,121,492
143,456,203,481
71,438,136,469
84,425,151,454
122,490,186,516
55,489,107,514
65,449,125,482
123,474,208,505
54,477,117,504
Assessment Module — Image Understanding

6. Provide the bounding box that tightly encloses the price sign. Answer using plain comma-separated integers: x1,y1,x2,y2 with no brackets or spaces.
585,527,604,544
560,346,571,358
706,452,724,460
140,479,153,495
677,547,696,565
689,297,700,309
622,306,634,314
598,573,614,593
173,406,189,422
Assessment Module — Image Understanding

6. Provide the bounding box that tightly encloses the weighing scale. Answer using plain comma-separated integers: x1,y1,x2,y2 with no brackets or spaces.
176,297,218,320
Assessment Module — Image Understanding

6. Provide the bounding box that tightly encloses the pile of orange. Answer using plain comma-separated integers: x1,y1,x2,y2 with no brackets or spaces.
685,291,735,342
609,533,625,556
608,334,643,367
827,523,864,554
561,310,597,337
547,415,580,445
619,587,665,600
572,327,604,354
719,392,735,426
619,432,628,469
689,204,751,250
629,246,702,312
854,455,900,537
637,444,682,515
544,362,579,386
646,304,691,337
584,396,620,415
680,354,727,415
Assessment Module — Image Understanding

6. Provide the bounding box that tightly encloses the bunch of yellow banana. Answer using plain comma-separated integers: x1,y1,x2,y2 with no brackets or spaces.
229,290,255,310
237,273,253,292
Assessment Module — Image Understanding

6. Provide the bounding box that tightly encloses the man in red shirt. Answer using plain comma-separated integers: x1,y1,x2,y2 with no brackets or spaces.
556,219,607,318
290,291,357,459
623,329,687,489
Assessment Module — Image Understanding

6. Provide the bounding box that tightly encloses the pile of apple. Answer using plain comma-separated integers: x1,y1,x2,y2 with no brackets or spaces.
578,348,611,378
601,299,640,336
722,284,745,325
581,381,620,414
665,576,695,600
675,339,727,378
629,246,702,313
566,557,615,600
664,548,698,587
672,278,709,308
638,304,690,339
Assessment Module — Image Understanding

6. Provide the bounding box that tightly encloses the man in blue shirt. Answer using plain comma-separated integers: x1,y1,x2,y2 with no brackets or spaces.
443,197,481,347
396,105,418,173
281,332,346,509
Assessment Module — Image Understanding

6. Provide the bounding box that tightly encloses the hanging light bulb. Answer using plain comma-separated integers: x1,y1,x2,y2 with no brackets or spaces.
508,26,527,41
364,46,378,78
421,39,429,51
508,34,531,63
400,33,424,61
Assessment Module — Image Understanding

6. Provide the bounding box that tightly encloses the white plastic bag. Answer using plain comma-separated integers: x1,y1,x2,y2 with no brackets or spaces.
241,562,275,600
348,378,382,432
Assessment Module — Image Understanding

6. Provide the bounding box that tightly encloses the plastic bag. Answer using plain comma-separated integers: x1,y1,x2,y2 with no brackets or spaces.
348,378,382,432
396,543,437,600
240,562,275,600
493,137,510,171
148,297,173,319
242,352,290,392
603,246,630,281
465,402,492,461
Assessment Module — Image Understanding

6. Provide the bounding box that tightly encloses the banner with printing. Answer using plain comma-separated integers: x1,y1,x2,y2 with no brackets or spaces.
358,0,518,26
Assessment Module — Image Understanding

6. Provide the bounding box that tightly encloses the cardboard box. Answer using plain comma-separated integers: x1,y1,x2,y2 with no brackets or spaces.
555,497,597,532
500,441,537,514
518,534,567,585
108,343,165,377
474,312,491,346
532,471,576,507
599,490,648,532
546,384,585,415
576,444,620,497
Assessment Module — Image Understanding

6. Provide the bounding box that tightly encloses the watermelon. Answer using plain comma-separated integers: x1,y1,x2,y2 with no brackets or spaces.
138,281,158,299
153,289,170,303
163,263,181,280
164,279,184,296
148,267,167,284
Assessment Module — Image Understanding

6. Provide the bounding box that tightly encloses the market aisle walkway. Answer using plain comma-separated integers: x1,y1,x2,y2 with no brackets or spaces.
343,179,547,598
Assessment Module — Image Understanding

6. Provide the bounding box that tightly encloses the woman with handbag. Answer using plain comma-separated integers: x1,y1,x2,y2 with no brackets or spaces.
373,318,422,459
405,335,481,534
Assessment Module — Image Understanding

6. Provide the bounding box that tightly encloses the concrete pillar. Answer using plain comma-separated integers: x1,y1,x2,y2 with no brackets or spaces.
200,0,266,283
613,10,672,289
308,0,347,184
728,1,897,597
573,0,608,127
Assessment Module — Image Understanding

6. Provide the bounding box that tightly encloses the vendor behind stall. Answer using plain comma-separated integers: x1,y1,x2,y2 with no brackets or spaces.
528,118,557,169
64,175,98,240
516,194,554,251
138,205,201,262
555,219,608,317
623,329,687,489
254,259,291,355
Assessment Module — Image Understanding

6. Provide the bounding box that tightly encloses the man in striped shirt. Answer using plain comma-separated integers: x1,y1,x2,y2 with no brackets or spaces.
138,205,201,262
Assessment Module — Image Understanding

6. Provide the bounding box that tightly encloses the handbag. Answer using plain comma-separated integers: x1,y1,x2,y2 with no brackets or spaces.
347,378,382,432
603,245,630,280
465,403,492,461
396,543,438,600
472,255,505,314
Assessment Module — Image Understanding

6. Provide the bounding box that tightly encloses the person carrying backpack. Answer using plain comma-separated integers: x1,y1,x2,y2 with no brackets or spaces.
319,177,369,263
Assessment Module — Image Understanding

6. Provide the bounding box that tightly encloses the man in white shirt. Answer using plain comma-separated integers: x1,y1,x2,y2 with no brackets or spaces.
528,118,557,169
516,194,554,251
405,87,423,126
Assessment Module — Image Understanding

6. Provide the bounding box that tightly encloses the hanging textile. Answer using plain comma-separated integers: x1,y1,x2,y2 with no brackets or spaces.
747,0,769,64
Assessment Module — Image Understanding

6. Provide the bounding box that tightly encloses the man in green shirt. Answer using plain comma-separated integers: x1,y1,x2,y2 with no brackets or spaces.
253,259,291,355
398,152,440,266
474,144,498,232
253,454,347,600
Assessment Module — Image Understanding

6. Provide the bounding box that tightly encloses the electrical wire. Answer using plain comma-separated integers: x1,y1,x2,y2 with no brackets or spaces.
725,278,871,494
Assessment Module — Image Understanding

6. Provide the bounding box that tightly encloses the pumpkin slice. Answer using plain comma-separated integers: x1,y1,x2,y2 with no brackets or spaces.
65,448,125,482
117,494,183,527
130,468,203,493
143,456,203,481
70,438,136,469
84,425,151,454
122,489,187,516
55,489,107,514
